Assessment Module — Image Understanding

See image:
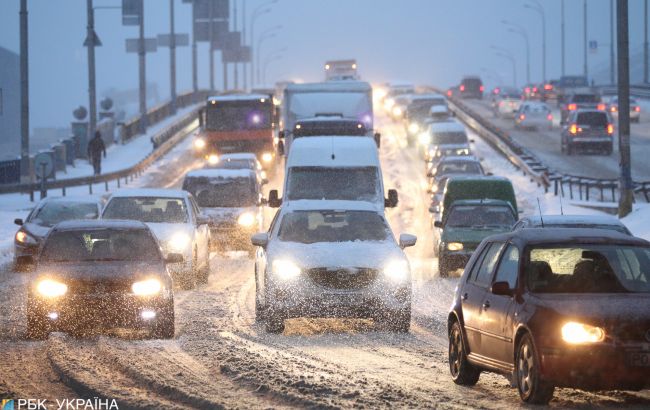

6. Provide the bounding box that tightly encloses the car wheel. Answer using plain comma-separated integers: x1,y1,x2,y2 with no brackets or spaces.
265,309,285,333
516,333,555,404
448,320,480,385
255,270,265,322
439,257,449,278
150,301,175,339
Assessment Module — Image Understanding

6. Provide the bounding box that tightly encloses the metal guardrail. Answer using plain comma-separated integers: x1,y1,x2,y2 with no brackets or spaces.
0,107,201,200
446,96,650,204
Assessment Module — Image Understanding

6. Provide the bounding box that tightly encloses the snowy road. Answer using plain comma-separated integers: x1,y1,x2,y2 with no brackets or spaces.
1,113,650,409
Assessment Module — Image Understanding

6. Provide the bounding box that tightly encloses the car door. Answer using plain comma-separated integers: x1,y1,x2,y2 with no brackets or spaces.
256,210,280,308
461,242,503,357
479,244,520,366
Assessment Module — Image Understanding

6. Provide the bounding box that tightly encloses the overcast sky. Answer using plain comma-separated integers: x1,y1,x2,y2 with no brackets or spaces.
1,0,648,130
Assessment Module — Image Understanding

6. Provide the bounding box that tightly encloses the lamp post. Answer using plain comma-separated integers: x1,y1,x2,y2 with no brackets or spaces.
561,0,565,76
262,52,284,85
617,0,633,217
249,0,277,89
20,0,29,179
256,26,282,85
502,20,530,84
583,0,588,78
491,45,517,87
524,0,546,82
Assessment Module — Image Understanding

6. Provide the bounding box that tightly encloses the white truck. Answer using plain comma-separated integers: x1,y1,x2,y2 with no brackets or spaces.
324,59,359,81
280,81,374,156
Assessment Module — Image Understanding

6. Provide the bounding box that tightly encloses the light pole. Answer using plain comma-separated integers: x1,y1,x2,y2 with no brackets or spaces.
262,53,284,85
561,0,565,76
169,0,177,114
617,0,633,217
480,67,505,85
491,45,517,87
256,26,282,85
611,0,616,84
249,0,277,89
502,20,530,84
20,0,29,179
524,0,546,82
583,0,588,78
645,0,648,83
86,0,98,143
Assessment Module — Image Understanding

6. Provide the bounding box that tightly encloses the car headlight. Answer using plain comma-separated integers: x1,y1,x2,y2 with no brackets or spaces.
384,260,410,282
194,138,206,150
261,152,274,163
457,149,469,155
418,132,431,145
132,279,162,296
392,107,403,117
447,242,464,251
207,154,219,165
561,322,605,344
16,230,37,245
237,212,256,227
408,123,420,134
272,259,301,280
168,232,191,252
36,279,68,297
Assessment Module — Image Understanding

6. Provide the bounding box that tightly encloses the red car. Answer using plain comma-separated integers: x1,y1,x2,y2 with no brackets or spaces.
448,228,650,404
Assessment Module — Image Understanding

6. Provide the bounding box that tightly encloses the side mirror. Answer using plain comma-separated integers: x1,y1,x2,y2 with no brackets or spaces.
196,215,210,226
491,281,514,296
434,220,443,228
385,189,399,208
268,190,282,208
251,232,269,248
374,132,381,148
165,253,184,264
399,233,417,249
14,218,24,226
277,140,285,156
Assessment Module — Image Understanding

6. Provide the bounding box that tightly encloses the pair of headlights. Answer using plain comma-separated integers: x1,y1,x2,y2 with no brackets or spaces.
271,260,410,283
36,278,162,297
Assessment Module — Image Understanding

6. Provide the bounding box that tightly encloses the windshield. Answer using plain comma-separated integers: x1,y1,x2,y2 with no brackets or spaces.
30,202,98,227
103,197,188,223
446,205,515,228
287,167,380,202
40,229,160,262
433,132,468,145
206,102,271,131
572,94,600,103
527,245,650,293
183,177,257,208
437,162,483,175
278,210,391,243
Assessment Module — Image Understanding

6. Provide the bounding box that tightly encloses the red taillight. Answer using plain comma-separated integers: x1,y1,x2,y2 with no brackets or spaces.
525,87,531,93
597,103,606,111
494,88,500,94
635,106,641,112
569,124,578,134
519,114,526,120
568,103,577,111
544,84,553,90
447,90,453,97
460,85,465,92
533,87,538,93
607,124,614,134
547,113,553,121
480,85,485,92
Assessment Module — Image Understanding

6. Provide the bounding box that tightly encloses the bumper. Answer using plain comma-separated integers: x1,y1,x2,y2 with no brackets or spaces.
540,345,650,390
567,137,613,150
440,250,474,270
29,293,173,330
14,242,39,264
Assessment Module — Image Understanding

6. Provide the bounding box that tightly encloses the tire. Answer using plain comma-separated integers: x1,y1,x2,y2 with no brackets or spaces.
439,257,450,278
150,302,175,339
516,333,555,404
26,307,49,340
448,320,480,385
265,309,285,334
254,270,265,322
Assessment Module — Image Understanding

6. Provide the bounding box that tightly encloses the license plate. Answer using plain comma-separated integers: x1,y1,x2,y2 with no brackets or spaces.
627,351,650,367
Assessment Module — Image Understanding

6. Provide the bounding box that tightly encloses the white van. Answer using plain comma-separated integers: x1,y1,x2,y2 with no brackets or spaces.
268,137,398,211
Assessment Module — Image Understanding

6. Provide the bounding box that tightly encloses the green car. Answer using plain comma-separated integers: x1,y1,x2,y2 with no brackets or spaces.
434,199,516,277
439,176,518,222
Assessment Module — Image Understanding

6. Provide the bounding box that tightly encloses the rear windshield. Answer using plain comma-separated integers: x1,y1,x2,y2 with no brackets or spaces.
205,102,271,131
576,112,608,126
433,132,468,145
287,167,380,202
103,197,188,223
278,210,390,243
437,161,483,175
572,94,600,103
462,78,482,88
446,205,515,228
41,229,160,262
527,245,650,293
523,105,550,113
560,77,588,87
503,92,522,99
30,202,98,227
183,177,257,208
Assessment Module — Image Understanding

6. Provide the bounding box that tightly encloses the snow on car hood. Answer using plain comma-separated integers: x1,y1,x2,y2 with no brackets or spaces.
144,223,194,245
267,240,406,270
201,206,256,223
23,222,52,240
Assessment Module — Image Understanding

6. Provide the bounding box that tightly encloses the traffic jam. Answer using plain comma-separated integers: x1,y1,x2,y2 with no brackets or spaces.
3,4,650,408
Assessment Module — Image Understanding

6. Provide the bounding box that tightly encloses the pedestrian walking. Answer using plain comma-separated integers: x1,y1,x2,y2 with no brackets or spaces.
87,130,106,175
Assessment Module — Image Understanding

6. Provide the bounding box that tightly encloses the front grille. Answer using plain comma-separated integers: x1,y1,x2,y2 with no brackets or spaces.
68,279,131,295
306,267,379,290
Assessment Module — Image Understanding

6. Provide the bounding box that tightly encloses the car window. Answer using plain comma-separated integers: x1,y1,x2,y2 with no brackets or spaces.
494,245,519,288
467,244,490,283
576,112,608,126
471,242,504,287
103,197,189,223
30,202,99,227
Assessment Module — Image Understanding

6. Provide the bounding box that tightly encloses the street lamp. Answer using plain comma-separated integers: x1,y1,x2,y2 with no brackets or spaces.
524,0,546,82
256,26,282,85
491,45,517,87
249,0,277,88
480,67,504,85
262,53,284,85
502,20,530,84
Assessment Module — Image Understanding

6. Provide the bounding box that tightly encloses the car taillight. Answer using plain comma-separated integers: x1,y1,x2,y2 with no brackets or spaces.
597,103,606,111
569,124,578,134
547,113,553,121
635,106,641,112
460,85,465,92
544,84,553,90
533,87,538,93
447,90,452,97
525,87,531,94
494,88,500,94
607,124,614,134
568,103,577,111
519,114,526,120
610,106,618,112
480,85,485,92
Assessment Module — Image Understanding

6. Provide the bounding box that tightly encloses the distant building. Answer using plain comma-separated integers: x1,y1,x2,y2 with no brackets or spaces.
0,46,20,160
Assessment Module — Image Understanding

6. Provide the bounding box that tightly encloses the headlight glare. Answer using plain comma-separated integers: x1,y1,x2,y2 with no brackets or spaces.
207,154,219,165
37,279,68,297
261,152,274,163
384,260,410,282
447,242,464,251
16,230,37,245
272,260,301,280
418,132,431,145
168,232,190,252
132,279,162,296
561,322,605,344
408,123,420,134
194,138,206,149
238,212,256,227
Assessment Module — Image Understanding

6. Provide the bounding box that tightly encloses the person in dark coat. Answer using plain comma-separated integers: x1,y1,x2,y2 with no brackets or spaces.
87,130,106,175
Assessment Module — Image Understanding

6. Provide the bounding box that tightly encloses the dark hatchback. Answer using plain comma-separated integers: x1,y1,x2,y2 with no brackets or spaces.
448,228,650,404
26,220,177,339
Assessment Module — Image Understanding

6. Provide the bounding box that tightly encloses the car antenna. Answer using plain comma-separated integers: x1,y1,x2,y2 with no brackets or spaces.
331,137,336,160
536,197,545,228
559,194,564,215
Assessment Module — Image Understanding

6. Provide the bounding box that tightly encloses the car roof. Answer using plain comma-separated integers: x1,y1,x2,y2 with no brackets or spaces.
107,188,190,199
52,219,149,231
285,81,372,93
218,153,258,161
282,199,382,213
438,155,480,163
489,227,648,246
447,175,511,183
520,214,626,226
450,199,513,207
287,136,379,167
429,121,465,132
207,94,269,102
185,169,255,179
